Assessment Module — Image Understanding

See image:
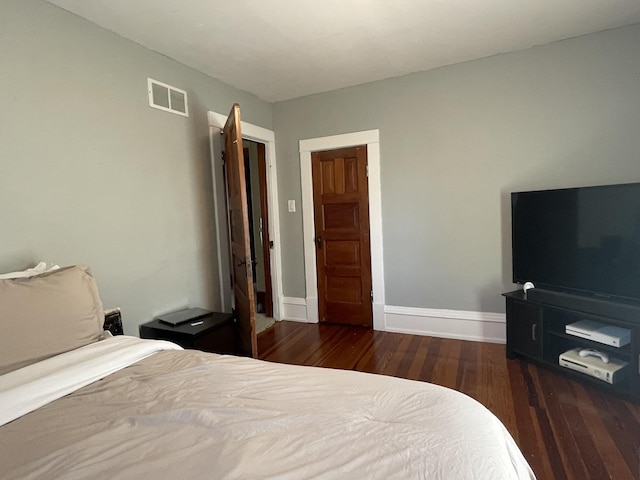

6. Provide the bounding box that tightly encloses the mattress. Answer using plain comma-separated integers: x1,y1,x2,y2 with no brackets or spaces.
0,336,535,479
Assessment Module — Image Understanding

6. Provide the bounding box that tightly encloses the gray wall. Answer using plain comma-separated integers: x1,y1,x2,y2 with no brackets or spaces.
0,0,272,334
3,0,638,327
273,24,640,313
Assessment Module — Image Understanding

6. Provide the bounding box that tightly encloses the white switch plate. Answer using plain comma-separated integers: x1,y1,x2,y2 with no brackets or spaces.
288,200,296,212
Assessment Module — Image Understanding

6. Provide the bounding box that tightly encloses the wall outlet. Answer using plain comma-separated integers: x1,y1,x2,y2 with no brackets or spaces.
288,200,296,212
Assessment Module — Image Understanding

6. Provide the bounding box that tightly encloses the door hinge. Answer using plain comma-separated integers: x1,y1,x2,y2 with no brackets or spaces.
370,290,373,300
221,151,226,165
269,240,274,249
366,164,369,177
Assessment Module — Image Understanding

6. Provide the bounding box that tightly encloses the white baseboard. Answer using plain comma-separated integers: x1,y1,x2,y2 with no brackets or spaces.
384,305,506,344
280,298,506,344
282,297,314,323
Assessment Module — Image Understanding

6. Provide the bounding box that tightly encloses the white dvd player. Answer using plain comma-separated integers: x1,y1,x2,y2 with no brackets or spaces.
559,348,628,384
565,320,630,347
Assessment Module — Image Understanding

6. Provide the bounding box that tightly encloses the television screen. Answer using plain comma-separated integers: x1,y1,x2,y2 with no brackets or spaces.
511,183,640,301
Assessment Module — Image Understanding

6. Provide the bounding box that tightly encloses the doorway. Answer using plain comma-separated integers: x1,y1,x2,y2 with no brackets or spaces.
243,141,274,333
299,130,385,330
207,109,283,326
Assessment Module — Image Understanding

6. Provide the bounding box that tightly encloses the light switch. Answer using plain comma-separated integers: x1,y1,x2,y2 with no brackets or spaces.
288,200,296,212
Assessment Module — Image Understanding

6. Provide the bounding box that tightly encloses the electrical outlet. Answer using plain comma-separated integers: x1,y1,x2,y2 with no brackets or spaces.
288,200,296,212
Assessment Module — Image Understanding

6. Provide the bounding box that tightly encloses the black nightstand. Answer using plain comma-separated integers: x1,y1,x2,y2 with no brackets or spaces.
139,309,238,355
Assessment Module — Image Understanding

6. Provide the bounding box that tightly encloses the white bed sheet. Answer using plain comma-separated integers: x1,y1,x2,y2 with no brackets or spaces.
0,335,182,427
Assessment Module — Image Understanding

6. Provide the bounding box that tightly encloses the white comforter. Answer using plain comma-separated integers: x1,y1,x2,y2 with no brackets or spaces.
0,336,535,479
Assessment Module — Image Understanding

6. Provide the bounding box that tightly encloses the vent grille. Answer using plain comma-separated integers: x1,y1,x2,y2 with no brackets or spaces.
147,78,188,117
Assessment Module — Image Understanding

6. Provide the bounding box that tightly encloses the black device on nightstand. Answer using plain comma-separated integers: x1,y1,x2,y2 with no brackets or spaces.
139,308,238,355
103,308,124,336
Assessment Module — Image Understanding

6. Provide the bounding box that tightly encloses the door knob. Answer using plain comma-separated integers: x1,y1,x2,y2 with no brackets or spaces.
315,236,323,248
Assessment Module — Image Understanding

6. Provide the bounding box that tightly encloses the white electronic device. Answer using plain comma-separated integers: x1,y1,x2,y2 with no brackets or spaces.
565,320,630,348
578,348,609,363
559,348,628,384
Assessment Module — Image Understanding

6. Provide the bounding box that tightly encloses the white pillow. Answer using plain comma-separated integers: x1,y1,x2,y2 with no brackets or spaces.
0,262,60,280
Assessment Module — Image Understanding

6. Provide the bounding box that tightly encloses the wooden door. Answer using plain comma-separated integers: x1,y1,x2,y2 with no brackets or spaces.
311,145,372,327
223,103,257,357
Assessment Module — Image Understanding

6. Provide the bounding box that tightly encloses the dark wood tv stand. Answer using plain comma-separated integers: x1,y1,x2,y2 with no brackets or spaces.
503,289,640,401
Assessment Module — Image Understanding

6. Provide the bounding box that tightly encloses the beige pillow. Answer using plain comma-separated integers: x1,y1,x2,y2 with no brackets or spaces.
0,265,104,375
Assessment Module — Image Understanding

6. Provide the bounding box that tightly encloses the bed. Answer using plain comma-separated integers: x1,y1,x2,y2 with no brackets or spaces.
0,265,535,479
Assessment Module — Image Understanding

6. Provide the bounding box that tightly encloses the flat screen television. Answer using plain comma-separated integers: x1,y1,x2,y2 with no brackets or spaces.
511,182,640,302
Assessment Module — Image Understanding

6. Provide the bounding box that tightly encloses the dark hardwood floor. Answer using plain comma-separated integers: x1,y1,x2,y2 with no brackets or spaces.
258,321,640,480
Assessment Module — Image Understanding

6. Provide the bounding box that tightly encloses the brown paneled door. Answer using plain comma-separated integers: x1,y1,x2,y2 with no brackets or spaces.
311,146,373,328
223,104,257,358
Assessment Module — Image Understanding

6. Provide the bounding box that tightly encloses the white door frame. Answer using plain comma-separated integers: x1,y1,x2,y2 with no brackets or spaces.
208,111,283,321
299,130,385,330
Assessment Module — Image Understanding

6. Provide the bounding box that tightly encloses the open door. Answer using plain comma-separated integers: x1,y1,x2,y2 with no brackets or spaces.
223,103,257,358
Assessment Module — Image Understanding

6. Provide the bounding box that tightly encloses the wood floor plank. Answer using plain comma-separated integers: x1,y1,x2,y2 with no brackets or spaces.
300,324,349,366
492,344,518,444
430,337,460,389
406,335,432,381
591,392,640,478
262,322,318,365
379,332,415,378
528,367,570,480
418,336,443,383
455,340,479,398
353,330,384,372
555,382,610,480
316,326,376,370
507,362,556,479
359,329,404,375
537,371,592,479
393,335,423,379
575,386,635,480
257,321,640,480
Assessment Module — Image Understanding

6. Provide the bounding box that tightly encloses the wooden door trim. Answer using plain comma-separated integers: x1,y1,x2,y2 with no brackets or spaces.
208,111,282,321
299,130,385,330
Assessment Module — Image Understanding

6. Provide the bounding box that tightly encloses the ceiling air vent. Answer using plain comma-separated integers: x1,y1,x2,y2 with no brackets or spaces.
147,78,189,117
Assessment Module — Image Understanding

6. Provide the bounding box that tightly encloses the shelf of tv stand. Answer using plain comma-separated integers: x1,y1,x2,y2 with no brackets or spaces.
545,330,632,360
503,289,640,402
535,353,632,397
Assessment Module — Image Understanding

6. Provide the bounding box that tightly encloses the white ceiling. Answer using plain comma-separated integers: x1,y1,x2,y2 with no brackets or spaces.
46,0,640,103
